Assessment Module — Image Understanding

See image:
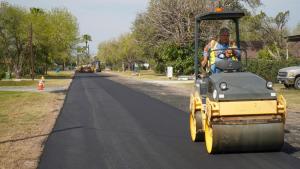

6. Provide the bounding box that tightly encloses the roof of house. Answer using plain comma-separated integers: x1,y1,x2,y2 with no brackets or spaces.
285,35,300,42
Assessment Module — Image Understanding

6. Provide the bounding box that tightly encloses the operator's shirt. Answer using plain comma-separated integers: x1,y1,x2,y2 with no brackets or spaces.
203,42,229,59
203,42,230,74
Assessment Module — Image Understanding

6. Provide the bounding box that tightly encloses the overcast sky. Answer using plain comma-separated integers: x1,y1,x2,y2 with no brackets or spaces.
7,0,300,54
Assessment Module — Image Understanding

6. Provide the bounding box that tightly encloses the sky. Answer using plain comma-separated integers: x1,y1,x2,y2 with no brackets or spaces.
7,0,300,55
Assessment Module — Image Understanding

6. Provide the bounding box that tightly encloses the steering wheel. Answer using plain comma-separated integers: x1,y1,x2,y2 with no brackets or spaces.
211,48,238,60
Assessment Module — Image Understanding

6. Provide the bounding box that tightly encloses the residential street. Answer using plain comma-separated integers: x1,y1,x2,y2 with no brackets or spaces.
38,73,300,169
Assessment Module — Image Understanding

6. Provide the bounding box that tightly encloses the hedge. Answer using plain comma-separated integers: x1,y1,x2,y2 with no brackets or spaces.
244,58,300,82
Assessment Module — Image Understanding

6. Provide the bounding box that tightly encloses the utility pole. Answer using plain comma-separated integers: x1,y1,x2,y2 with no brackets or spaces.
29,23,35,80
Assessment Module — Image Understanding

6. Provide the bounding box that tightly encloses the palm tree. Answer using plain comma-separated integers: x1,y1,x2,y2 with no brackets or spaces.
82,34,92,56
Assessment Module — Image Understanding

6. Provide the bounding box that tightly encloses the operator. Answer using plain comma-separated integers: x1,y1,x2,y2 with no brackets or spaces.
201,27,238,74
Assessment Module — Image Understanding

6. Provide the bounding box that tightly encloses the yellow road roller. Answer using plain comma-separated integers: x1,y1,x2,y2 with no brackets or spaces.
189,11,287,153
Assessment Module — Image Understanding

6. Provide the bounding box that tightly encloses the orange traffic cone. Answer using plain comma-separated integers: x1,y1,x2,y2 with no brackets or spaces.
37,76,45,91
37,80,44,91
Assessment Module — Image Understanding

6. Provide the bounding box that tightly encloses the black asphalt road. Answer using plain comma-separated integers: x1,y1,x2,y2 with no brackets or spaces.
38,73,300,169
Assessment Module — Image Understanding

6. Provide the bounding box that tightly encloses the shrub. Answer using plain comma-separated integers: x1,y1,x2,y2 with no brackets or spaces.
245,58,300,82
156,43,194,75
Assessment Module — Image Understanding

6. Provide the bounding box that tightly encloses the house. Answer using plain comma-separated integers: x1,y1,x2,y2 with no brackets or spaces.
240,41,264,58
286,35,300,58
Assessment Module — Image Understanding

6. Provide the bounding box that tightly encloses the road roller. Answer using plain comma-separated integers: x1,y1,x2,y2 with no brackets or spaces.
189,11,287,153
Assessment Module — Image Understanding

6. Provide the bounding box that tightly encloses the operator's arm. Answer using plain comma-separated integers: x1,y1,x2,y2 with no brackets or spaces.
201,43,210,67
234,49,241,60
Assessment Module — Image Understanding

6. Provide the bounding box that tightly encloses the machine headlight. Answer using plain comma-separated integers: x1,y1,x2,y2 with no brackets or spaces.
288,72,296,77
266,81,273,89
213,89,217,99
219,82,228,90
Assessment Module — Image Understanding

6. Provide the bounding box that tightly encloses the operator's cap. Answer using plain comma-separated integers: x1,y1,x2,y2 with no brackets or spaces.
208,35,217,40
219,27,230,36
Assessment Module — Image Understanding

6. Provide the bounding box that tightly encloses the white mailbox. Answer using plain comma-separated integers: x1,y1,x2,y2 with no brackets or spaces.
167,66,173,79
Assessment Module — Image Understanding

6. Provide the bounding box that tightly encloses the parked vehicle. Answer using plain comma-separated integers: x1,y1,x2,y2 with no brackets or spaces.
277,66,300,89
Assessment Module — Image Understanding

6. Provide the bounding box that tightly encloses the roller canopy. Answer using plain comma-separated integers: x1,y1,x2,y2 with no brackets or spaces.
196,11,245,21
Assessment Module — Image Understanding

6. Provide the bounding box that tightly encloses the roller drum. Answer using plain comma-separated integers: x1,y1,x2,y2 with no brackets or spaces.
206,123,284,153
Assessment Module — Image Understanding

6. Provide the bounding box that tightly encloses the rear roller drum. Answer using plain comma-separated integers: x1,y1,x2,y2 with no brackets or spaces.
190,111,204,142
205,123,284,154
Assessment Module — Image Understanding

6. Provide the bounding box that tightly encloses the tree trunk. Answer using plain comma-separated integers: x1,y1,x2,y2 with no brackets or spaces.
44,54,48,75
14,65,21,79
122,62,125,72
29,23,34,80
127,63,131,71
63,62,65,71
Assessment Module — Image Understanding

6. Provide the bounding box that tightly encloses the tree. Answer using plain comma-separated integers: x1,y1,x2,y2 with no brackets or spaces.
131,0,262,74
82,34,92,56
0,3,28,78
241,11,290,59
97,0,262,73
47,8,79,70
96,33,143,71
0,2,80,78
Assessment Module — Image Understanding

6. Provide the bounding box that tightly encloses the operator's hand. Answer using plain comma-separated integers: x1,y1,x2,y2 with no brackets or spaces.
225,49,233,58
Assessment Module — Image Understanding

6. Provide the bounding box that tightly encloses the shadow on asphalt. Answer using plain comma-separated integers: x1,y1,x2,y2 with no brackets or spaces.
282,142,300,155
0,126,83,144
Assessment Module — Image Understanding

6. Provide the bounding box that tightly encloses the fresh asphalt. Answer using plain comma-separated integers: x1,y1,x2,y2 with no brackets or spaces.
38,73,300,169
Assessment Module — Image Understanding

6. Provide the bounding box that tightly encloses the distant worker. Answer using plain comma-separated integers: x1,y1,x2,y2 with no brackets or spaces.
201,27,239,74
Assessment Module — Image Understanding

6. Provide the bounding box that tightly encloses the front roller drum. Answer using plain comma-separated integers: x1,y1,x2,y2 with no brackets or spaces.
205,123,284,154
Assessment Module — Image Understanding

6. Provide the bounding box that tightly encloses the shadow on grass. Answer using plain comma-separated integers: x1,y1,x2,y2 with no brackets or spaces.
42,75,73,80
0,126,83,144
49,89,68,94
0,80,36,87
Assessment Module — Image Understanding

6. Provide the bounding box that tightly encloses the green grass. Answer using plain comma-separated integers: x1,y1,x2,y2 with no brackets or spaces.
274,84,300,110
39,70,74,79
0,71,73,87
0,80,36,87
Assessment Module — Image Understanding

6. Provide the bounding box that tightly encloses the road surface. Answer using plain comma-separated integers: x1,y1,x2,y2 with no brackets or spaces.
38,73,300,169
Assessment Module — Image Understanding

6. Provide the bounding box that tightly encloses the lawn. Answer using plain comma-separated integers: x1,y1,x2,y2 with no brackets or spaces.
0,91,65,169
0,71,74,88
0,80,36,87
0,71,72,169
42,70,74,79
274,84,300,110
